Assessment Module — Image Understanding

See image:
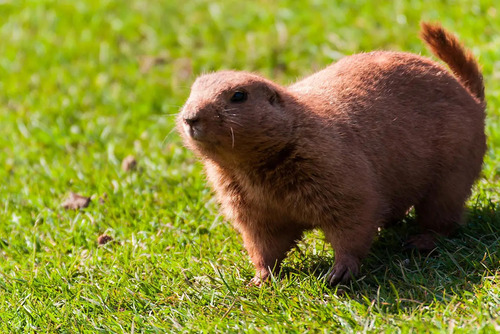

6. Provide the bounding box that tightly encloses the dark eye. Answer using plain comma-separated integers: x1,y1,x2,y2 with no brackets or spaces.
230,91,247,103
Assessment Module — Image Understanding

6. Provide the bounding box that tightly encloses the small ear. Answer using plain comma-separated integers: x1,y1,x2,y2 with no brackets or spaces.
267,87,283,107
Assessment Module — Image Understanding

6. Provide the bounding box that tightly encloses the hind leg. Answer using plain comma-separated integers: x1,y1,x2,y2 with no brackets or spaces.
411,170,475,252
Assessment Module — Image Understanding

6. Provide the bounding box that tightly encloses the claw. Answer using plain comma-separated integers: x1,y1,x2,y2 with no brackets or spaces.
248,270,270,287
326,257,360,285
327,267,352,285
248,276,263,287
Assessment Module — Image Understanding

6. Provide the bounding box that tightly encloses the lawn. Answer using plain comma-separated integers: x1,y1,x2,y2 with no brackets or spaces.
0,0,499,332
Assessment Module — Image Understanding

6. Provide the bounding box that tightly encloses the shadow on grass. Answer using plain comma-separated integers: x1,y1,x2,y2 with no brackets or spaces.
281,199,500,311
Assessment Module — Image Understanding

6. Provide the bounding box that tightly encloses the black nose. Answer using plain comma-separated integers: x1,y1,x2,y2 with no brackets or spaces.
184,116,199,127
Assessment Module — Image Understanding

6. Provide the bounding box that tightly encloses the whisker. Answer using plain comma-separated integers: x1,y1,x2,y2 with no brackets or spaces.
230,126,235,149
225,119,243,127
162,126,178,145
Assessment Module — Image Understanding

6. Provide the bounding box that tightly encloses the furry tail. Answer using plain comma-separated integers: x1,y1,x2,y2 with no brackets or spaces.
420,22,484,103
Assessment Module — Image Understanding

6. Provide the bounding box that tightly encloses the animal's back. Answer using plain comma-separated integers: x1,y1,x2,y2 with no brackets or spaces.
290,51,486,220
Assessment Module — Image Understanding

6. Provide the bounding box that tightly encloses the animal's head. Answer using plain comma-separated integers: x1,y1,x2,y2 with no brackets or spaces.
178,71,295,165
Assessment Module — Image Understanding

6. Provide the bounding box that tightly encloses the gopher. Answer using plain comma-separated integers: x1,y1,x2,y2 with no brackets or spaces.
177,22,486,285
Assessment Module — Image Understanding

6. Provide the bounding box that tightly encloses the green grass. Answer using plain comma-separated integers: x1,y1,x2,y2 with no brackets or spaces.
1,0,499,332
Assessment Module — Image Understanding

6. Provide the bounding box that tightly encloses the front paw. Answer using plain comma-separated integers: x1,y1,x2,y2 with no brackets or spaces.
326,256,360,285
248,276,264,287
248,270,271,287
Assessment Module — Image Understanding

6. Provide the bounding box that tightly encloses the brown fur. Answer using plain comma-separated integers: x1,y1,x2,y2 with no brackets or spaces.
177,22,486,285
